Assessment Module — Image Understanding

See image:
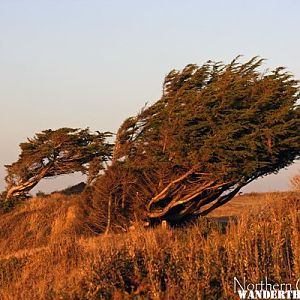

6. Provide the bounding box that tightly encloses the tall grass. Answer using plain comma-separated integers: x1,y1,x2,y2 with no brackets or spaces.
0,192,299,299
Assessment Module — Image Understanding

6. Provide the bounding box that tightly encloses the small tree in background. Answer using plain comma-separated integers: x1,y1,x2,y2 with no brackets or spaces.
4,128,112,200
110,56,300,223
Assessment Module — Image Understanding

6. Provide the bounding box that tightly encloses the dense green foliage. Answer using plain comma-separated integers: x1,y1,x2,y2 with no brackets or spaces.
108,56,300,222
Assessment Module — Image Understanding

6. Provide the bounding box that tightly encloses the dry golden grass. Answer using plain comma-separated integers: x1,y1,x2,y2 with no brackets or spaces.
0,191,299,299
291,175,300,191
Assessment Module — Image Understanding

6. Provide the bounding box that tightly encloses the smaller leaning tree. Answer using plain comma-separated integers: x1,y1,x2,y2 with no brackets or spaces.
4,128,112,200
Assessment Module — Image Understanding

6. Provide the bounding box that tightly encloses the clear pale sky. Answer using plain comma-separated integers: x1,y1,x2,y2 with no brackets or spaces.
0,0,299,193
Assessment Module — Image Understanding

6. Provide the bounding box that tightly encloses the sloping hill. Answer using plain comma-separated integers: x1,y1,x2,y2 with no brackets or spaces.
0,191,299,299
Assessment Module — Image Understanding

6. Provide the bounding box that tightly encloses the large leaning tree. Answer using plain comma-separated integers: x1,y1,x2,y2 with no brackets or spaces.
4,128,112,200
109,56,300,223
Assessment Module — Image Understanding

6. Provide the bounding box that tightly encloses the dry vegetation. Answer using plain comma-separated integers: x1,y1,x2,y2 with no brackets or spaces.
0,191,299,299
291,175,300,191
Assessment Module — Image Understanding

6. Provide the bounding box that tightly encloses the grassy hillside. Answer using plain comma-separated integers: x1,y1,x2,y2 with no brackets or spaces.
0,191,299,299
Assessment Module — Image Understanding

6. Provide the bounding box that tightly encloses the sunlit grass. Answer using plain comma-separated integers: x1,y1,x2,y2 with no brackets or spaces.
0,191,299,299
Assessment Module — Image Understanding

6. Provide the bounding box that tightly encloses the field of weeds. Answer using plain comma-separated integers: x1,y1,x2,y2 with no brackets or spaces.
0,192,299,299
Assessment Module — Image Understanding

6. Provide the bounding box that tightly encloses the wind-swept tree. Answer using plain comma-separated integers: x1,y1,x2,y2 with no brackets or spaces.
111,57,300,223
4,128,112,200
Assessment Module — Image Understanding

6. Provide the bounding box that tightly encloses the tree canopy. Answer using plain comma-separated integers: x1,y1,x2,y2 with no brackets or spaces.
109,56,300,223
4,128,112,199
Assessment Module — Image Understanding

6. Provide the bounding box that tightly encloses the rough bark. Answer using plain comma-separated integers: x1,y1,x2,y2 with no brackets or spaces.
146,167,243,221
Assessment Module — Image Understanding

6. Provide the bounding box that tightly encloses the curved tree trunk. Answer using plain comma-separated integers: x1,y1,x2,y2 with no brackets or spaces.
5,165,52,200
146,168,247,222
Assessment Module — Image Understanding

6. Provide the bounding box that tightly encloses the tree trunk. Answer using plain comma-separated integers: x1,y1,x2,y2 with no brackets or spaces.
104,195,112,235
5,165,52,200
146,167,241,221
